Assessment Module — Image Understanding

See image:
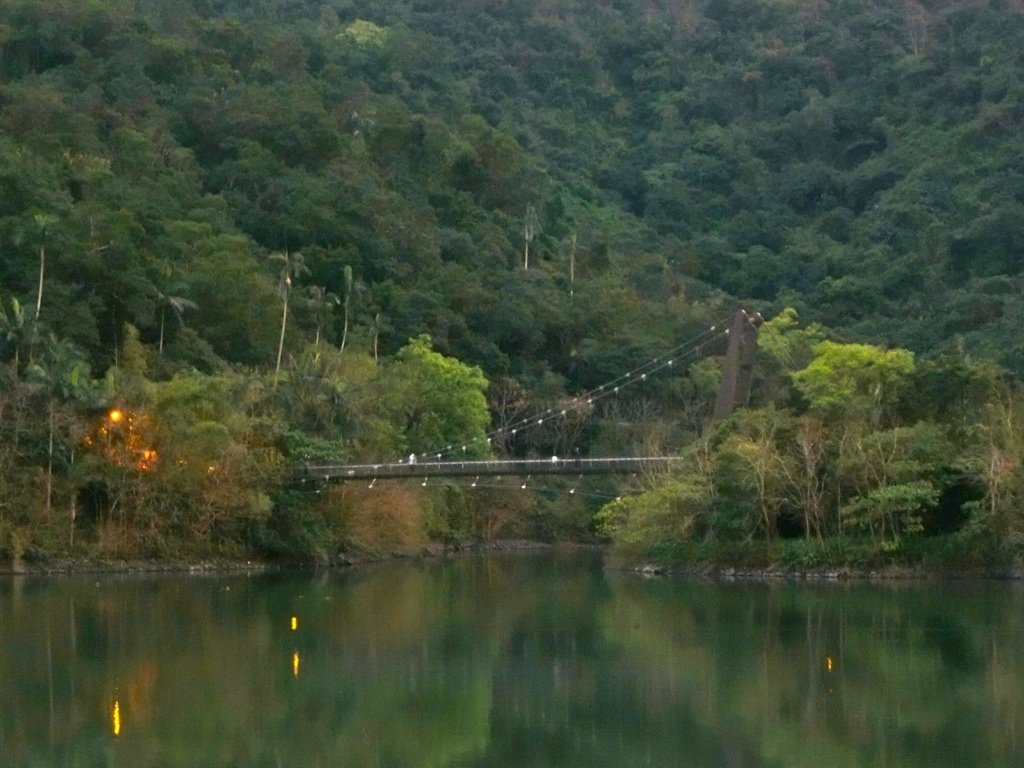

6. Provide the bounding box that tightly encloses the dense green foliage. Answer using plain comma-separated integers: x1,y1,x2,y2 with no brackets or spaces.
0,0,1023,564
599,310,1024,569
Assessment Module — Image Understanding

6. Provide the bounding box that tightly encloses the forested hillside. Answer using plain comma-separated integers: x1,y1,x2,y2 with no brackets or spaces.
1,0,1023,565
3,0,1023,375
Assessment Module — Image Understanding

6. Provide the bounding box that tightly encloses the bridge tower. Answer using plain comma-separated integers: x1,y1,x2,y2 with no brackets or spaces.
712,308,763,421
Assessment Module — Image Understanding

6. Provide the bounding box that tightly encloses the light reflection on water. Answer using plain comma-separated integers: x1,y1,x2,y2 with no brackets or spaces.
1,554,1023,767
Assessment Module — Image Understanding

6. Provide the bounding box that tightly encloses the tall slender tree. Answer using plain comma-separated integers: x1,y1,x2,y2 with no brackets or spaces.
0,297,33,372
270,250,309,385
568,232,577,300
371,312,382,361
32,213,58,323
155,288,197,358
308,285,339,356
522,204,540,270
26,336,94,521
340,265,354,352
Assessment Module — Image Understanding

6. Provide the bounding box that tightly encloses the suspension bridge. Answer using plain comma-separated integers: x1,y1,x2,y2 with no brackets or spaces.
298,456,688,482
294,309,762,486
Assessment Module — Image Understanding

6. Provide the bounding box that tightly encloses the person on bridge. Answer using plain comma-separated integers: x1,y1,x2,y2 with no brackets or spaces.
408,453,417,464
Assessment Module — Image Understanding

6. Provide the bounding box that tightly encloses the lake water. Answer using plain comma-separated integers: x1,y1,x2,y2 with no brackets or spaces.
2,551,1023,767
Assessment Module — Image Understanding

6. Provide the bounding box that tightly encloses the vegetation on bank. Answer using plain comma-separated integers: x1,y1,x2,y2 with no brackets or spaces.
1,0,1023,568
598,310,1024,572
0,332,498,564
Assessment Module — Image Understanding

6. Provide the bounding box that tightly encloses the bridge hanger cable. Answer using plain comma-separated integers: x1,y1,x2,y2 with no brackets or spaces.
280,475,618,505
442,479,614,501
418,318,732,463
421,320,730,462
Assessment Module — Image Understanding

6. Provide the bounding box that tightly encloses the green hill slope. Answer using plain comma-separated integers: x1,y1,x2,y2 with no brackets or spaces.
2,0,1022,379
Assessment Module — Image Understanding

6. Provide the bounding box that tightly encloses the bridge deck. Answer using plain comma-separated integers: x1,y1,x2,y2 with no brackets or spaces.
298,457,684,482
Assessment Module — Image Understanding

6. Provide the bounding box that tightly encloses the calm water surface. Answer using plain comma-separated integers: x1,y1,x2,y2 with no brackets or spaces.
2,551,1023,767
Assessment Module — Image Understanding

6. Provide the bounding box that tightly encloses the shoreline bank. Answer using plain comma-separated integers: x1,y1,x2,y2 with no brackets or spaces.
0,539,573,576
627,561,1024,581
4,541,1022,581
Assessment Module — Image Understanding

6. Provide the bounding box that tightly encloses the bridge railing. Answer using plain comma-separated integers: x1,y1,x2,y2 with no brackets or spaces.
296,456,686,482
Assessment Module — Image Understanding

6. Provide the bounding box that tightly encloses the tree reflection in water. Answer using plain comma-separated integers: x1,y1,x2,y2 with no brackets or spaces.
0,556,1022,767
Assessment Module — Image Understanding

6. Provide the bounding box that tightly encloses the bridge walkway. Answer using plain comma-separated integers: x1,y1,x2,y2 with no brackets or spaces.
298,456,685,482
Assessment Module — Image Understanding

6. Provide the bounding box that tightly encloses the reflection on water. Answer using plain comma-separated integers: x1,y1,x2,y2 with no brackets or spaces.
1,554,1023,767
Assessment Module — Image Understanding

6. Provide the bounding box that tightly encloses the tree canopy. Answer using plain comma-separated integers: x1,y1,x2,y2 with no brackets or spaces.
1,0,1024,565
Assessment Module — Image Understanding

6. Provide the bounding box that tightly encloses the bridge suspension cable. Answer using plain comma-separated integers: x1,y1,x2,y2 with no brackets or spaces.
291,312,757,489
418,318,732,463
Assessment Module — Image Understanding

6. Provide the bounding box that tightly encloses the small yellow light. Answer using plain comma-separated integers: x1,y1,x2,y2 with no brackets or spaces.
291,616,298,631
292,651,300,678
826,656,834,672
112,699,121,737
108,408,124,424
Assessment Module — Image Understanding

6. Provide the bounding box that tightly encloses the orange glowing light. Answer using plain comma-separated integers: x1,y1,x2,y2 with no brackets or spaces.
108,408,124,424
132,447,159,471
112,699,121,737
291,616,298,631
292,651,300,678
826,656,834,672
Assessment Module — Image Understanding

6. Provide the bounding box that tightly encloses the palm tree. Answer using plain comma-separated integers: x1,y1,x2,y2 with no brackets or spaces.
270,250,309,385
371,312,383,361
152,262,197,358
26,335,94,521
340,265,353,352
307,285,339,350
0,297,34,373
567,232,577,300
522,204,540,270
155,289,197,358
32,213,58,323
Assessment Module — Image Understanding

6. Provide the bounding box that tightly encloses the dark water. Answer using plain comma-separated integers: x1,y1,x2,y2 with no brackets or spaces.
2,552,1023,767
